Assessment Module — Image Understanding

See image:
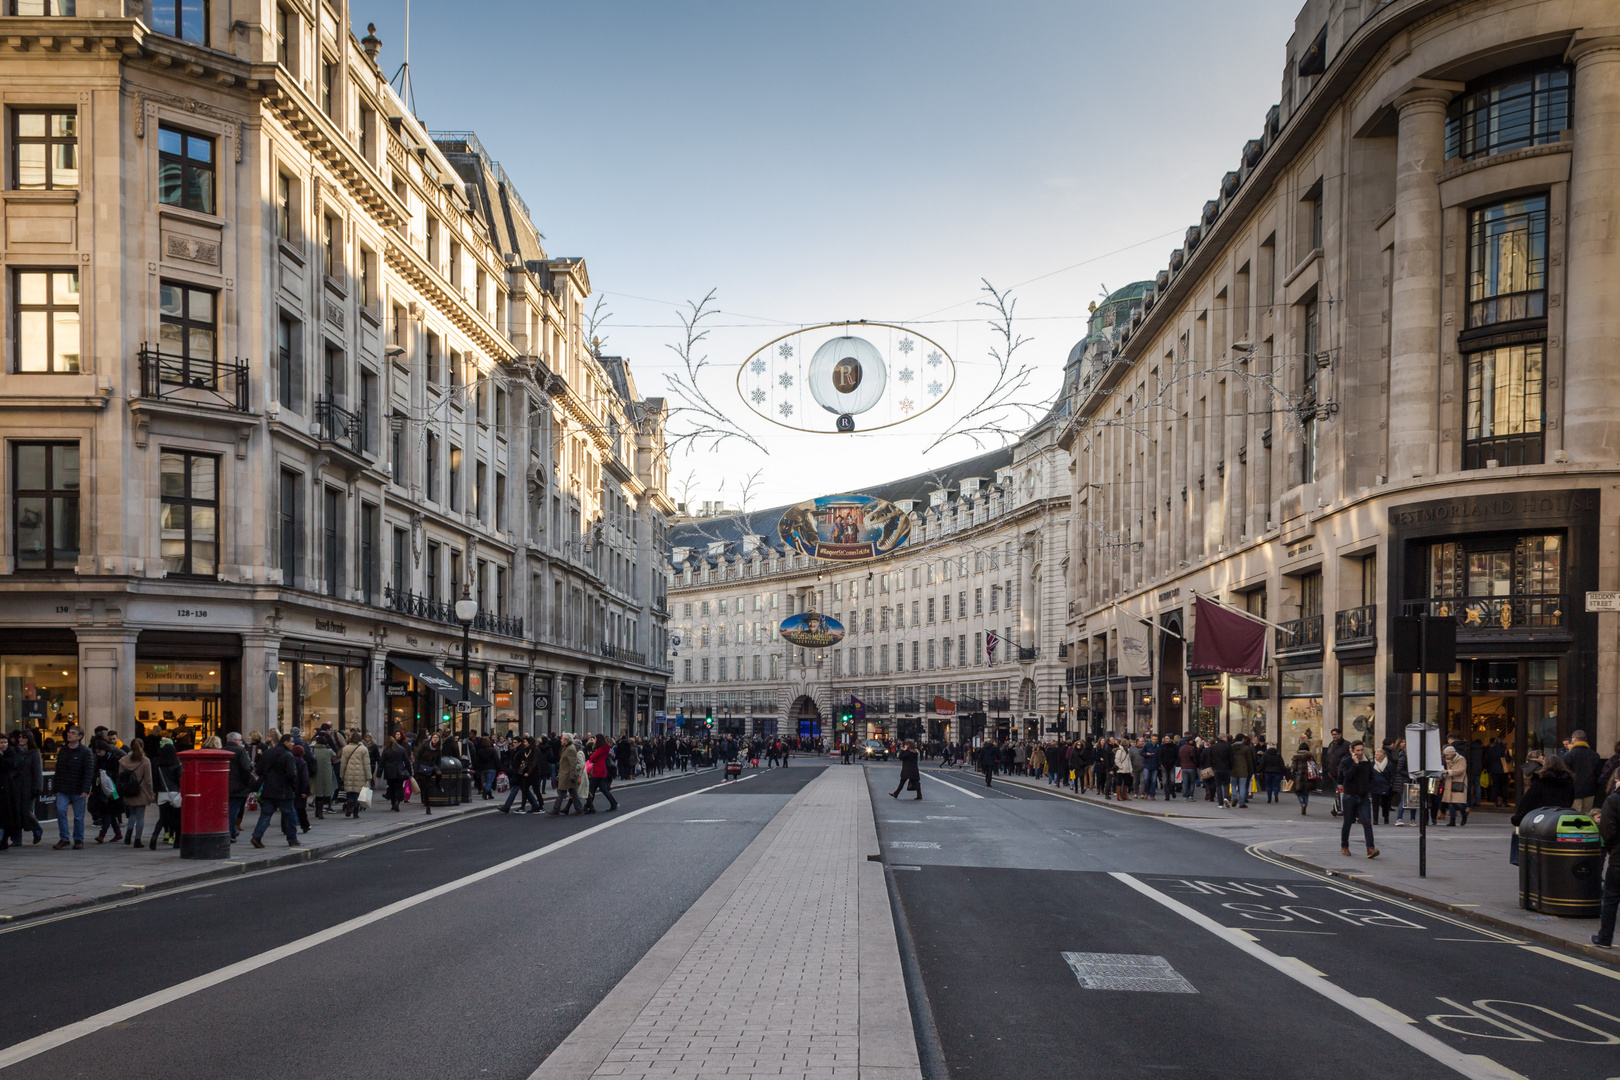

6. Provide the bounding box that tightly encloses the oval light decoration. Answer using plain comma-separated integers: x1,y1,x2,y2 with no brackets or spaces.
777,493,911,562
780,612,846,649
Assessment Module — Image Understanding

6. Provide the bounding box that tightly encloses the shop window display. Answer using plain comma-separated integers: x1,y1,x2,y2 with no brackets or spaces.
1280,667,1323,753
1340,663,1376,747
135,661,221,743
2,656,78,741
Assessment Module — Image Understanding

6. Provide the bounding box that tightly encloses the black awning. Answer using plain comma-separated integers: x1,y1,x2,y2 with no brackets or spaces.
390,656,493,708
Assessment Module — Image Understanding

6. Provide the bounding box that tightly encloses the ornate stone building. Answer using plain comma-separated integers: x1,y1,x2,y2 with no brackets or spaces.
1062,0,1620,769
0,2,671,742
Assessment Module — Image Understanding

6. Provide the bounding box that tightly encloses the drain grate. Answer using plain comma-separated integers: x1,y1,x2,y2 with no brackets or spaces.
1061,953,1198,993
887,841,941,849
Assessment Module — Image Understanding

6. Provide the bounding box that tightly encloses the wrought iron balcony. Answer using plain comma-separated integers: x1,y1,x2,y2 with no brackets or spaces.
894,699,920,714
1404,596,1566,633
1057,642,1069,658
1016,645,1038,662
1088,661,1106,679
137,345,249,412
1334,604,1377,646
1276,614,1324,655
473,611,524,638
383,587,524,638
601,643,649,666
315,396,364,455
957,697,985,711
989,696,1011,711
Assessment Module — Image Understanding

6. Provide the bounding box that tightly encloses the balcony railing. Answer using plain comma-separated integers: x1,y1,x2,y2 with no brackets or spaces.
601,643,648,666
1057,642,1069,658
894,699,920,714
1016,645,1038,662
1276,614,1324,655
315,396,364,455
989,696,1010,712
1463,432,1544,470
137,345,250,412
1404,596,1566,632
1088,661,1106,679
1334,604,1377,646
956,697,984,712
384,587,524,638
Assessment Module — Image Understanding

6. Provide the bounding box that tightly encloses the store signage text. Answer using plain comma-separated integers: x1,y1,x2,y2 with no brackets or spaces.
176,608,209,618
1392,491,1598,527
1158,587,1180,603
315,618,347,635
1287,540,1314,558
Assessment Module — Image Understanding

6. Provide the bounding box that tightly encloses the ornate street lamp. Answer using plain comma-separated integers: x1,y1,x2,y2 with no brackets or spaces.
455,589,479,736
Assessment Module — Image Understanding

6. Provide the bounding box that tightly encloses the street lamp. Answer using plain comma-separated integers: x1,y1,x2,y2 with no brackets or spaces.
455,589,479,736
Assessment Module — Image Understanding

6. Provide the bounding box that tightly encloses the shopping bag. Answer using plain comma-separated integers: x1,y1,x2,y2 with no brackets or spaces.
245,793,259,813
357,785,373,809
495,773,511,793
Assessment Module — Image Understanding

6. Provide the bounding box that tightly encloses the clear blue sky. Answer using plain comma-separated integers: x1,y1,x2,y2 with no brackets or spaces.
360,0,1304,510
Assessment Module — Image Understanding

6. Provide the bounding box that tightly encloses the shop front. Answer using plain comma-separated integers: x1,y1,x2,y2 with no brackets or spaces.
1224,674,1269,743
134,631,239,743
385,654,491,736
276,640,370,736
1,628,79,743
1279,665,1324,753
493,669,522,735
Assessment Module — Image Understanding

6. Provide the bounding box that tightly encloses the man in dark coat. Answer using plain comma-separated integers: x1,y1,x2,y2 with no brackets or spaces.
250,734,300,848
890,741,922,800
1209,735,1234,809
1339,741,1379,859
1323,728,1350,816
977,739,999,788
51,725,95,849
1592,772,1620,949
225,731,257,842
1564,730,1604,813
0,732,22,850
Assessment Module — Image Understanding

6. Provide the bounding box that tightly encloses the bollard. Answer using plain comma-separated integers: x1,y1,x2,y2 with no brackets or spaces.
177,748,235,859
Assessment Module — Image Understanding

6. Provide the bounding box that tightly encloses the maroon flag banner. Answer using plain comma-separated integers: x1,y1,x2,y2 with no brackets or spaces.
1190,595,1267,676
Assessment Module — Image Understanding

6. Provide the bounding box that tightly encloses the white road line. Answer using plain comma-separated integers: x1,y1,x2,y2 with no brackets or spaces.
1111,872,1524,1080
1519,944,1620,982
0,775,741,1073
924,772,984,799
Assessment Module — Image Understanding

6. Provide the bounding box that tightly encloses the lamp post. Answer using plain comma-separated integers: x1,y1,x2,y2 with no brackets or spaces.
455,589,479,737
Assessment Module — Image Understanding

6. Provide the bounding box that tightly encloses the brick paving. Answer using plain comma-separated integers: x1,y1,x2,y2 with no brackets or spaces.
538,765,919,1080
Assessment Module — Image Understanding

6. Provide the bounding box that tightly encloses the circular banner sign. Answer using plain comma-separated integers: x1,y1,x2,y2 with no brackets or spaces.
779,612,846,649
777,493,911,562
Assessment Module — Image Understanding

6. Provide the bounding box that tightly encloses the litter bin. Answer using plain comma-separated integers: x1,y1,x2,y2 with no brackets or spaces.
1517,807,1603,917
420,755,464,808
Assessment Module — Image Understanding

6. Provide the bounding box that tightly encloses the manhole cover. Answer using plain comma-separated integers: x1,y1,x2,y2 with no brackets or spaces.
1062,953,1197,993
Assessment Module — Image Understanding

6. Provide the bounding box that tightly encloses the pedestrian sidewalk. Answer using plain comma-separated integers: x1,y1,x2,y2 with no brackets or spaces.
531,764,920,1080
992,770,1616,966
0,767,714,925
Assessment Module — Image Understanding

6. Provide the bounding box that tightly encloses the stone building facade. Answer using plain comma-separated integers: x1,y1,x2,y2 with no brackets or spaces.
0,2,671,744
665,423,1071,745
1061,0,1620,778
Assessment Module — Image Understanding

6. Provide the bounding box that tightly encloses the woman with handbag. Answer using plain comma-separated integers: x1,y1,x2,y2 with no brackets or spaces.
1441,745,1470,826
338,734,371,818
149,738,183,850
380,736,410,812
116,739,154,846
309,739,339,819
413,734,443,815
1291,741,1317,815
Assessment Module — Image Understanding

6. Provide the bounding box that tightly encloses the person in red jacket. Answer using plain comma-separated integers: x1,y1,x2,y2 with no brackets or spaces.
583,735,619,813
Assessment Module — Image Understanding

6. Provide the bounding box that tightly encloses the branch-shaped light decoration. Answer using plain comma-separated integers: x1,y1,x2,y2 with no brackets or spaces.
662,289,769,457
925,279,1046,453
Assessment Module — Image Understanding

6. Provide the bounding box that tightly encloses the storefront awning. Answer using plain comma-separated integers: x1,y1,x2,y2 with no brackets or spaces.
390,656,493,708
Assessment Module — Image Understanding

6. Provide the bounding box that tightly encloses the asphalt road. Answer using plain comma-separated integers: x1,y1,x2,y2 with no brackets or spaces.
866,762,1620,1080
0,764,825,1080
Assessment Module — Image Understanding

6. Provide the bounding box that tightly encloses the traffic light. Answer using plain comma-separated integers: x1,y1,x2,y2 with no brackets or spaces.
705,707,714,728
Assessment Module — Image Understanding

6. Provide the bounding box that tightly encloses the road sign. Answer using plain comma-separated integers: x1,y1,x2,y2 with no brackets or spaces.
1585,591,1620,612
455,700,474,714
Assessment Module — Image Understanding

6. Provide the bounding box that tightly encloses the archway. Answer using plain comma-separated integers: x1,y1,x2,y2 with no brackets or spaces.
789,694,822,743
1160,612,1185,735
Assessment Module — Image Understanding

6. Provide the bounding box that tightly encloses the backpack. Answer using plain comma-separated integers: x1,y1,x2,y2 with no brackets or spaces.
115,766,142,799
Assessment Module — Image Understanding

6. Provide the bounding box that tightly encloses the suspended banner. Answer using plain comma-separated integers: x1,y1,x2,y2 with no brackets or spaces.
777,493,911,562
1189,595,1267,676
1118,618,1152,677
779,611,846,648
934,696,957,716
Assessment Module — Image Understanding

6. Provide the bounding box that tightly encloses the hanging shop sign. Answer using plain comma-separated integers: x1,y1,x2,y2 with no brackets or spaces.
779,611,846,649
777,493,911,561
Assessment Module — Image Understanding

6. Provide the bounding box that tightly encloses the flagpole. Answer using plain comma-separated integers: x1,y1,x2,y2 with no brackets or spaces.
1108,597,1185,641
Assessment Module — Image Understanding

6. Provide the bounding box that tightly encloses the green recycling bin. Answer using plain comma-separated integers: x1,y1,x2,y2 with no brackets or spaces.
1517,807,1603,918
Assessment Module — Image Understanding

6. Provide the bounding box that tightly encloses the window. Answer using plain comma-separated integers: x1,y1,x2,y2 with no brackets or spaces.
449,350,461,388
1467,196,1548,329
151,0,208,44
12,269,79,373
275,5,295,70
158,281,216,386
358,102,376,160
391,526,406,597
449,239,462,291
958,635,967,666
359,247,376,309
11,0,79,13
278,468,300,587
11,109,77,190
359,369,378,454
449,445,462,510
157,126,214,214
323,487,342,596
159,450,218,577
1465,343,1545,468
12,441,78,571
1446,62,1571,163
495,471,507,531
927,597,935,623
425,332,439,385
494,387,507,439
1301,297,1319,484
275,173,292,240
425,432,439,502
426,215,440,266
449,549,462,599
683,659,692,682
322,213,337,278
319,54,335,117
475,460,487,522
701,658,711,683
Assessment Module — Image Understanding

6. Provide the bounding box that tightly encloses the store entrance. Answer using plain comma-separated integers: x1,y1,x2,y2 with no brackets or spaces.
1435,657,1560,807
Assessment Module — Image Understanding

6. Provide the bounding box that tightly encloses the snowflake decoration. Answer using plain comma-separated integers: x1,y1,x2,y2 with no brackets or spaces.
897,337,915,354
750,358,766,375
778,401,794,418
899,397,915,413
751,388,767,405
928,381,943,396
926,350,942,367
898,367,914,384
778,343,794,359
778,372,794,389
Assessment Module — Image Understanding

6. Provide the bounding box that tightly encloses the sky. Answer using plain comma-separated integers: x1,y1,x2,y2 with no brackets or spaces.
359,0,1305,512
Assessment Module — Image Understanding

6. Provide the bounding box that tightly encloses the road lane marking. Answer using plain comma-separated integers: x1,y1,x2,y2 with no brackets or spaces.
0,774,746,1072
1519,945,1620,982
1112,872,1526,1080
924,773,984,799
887,841,940,849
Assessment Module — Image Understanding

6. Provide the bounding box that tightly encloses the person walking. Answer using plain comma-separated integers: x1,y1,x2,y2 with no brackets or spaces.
1441,745,1470,826
1591,772,1620,949
413,734,444,816
148,739,184,849
977,738,999,789
1565,730,1603,813
1291,741,1317,815
1339,742,1380,859
1230,735,1255,809
225,732,256,841
1512,753,1575,824
380,736,411,812
1209,734,1233,808
1260,742,1286,803
307,737,338,820
1177,738,1197,801
0,732,22,851
1371,746,1395,824
890,740,922,800
250,733,301,848
338,734,371,817
552,734,585,815
11,731,44,845
51,725,95,850
1323,728,1350,817
472,736,500,800
91,734,126,844
116,739,154,847
584,734,619,813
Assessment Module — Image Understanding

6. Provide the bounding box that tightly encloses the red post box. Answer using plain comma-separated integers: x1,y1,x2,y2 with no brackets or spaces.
178,748,234,859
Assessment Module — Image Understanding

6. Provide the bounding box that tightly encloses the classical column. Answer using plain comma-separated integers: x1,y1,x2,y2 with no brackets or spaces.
76,629,138,741
240,630,284,736
1386,83,1461,480
1561,33,1620,460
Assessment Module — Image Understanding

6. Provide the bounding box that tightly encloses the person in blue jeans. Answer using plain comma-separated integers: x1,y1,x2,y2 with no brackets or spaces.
51,725,95,849
250,734,302,848
1338,742,1380,858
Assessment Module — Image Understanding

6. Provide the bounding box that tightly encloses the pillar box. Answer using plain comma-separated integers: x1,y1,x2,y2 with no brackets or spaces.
177,748,234,859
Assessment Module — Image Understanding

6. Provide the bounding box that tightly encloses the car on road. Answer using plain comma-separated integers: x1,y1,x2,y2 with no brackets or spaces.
860,740,889,760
